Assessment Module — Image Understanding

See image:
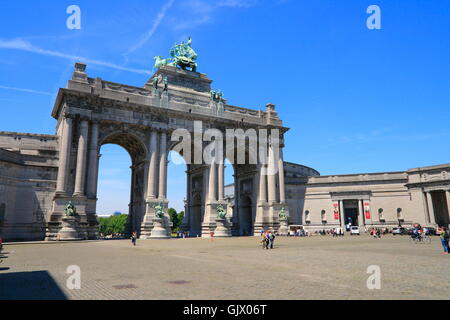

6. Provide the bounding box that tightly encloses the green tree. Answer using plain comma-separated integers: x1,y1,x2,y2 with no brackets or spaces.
168,208,184,232
98,214,128,236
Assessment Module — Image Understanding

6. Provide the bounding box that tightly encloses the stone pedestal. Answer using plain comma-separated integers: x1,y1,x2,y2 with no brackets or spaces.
57,216,81,241
214,218,231,237
278,219,289,236
150,217,170,239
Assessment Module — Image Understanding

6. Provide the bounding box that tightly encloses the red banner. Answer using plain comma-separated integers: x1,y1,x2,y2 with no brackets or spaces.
364,203,371,219
333,203,339,220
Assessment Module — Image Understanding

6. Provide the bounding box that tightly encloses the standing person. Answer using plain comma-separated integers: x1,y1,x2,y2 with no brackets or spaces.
268,232,276,249
131,231,137,246
260,230,266,249
263,231,269,250
438,226,449,255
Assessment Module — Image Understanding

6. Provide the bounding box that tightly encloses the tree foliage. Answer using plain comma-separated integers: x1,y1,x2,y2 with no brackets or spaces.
98,214,128,236
168,208,184,232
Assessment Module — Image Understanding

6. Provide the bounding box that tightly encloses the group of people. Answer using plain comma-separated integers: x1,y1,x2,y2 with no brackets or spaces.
260,230,276,249
331,228,345,237
288,229,308,237
369,228,382,239
128,224,450,255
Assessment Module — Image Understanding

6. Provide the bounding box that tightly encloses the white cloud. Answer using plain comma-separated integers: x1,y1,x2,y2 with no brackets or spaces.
0,85,53,96
218,0,258,8
125,0,176,56
0,38,151,75
171,0,257,30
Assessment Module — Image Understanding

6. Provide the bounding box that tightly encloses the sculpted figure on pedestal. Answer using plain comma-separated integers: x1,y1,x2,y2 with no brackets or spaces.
64,202,77,217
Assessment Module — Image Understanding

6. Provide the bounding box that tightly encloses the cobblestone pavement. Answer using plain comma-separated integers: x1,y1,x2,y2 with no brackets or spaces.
0,235,449,300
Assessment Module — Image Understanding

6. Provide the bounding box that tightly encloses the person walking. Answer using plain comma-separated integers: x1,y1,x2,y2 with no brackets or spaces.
438,226,449,254
268,232,276,249
131,231,137,246
265,232,270,250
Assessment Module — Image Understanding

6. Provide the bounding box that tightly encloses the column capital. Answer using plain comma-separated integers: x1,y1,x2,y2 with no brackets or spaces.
63,112,74,119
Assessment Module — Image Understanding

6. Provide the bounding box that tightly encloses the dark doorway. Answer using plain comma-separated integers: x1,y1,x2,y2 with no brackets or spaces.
191,193,202,237
239,196,253,236
344,208,358,227
431,191,450,227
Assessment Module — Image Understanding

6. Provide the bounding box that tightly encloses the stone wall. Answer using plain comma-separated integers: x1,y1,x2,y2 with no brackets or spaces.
0,132,58,241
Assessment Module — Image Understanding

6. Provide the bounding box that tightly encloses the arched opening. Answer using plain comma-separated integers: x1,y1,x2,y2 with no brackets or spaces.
191,193,202,237
96,144,132,236
167,150,188,234
223,148,258,236
239,195,253,236
96,132,147,237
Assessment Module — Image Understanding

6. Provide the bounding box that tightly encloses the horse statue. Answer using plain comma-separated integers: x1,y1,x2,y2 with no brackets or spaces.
153,37,198,72
153,56,173,70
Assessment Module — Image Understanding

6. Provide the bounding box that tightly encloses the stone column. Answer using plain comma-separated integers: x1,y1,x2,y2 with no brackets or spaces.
339,200,345,229
446,190,450,223
146,131,159,200
74,120,89,196
358,199,364,226
278,150,286,204
86,121,99,198
158,132,167,200
255,164,268,232
56,116,73,194
258,165,268,204
267,144,277,204
421,191,430,224
218,161,224,201
208,159,217,202
426,192,436,225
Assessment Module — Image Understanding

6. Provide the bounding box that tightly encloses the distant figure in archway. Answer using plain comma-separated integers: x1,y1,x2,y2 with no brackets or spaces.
131,231,137,246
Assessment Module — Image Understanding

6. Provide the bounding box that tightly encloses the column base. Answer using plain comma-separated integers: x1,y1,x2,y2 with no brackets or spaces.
47,194,90,240
202,201,228,237
278,219,289,236
150,217,171,239
140,199,172,238
214,218,231,237
57,216,82,241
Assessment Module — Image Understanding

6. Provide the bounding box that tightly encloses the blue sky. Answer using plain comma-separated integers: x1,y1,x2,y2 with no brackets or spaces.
0,0,449,214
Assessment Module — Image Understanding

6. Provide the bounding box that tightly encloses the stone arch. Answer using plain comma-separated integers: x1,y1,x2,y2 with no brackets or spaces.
97,131,149,236
98,130,148,164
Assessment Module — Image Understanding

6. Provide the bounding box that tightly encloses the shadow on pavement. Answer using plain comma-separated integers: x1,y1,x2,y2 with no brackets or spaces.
0,271,68,300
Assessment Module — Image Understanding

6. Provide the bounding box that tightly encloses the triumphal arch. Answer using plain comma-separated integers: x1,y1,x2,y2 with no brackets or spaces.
45,39,289,240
